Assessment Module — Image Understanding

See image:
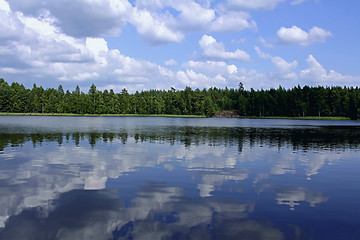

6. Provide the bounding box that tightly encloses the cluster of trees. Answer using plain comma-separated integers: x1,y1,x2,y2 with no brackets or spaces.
0,78,359,119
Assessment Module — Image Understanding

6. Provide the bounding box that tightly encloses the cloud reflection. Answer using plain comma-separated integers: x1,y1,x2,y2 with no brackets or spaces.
0,130,352,229
0,123,358,238
0,184,285,240
276,187,328,211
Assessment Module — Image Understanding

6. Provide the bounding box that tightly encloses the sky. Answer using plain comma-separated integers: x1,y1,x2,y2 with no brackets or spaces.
0,0,360,92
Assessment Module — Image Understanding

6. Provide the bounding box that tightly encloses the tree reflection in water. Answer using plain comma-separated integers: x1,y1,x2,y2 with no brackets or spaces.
0,119,359,239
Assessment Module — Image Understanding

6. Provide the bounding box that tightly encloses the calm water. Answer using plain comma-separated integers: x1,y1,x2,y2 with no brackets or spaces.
0,116,359,240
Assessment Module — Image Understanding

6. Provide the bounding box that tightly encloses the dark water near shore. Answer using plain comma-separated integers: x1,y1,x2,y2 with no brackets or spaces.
0,116,359,240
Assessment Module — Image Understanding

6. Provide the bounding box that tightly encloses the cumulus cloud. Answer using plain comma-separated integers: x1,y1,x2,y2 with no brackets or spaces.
130,8,184,44
179,60,266,89
209,11,257,32
0,8,176,91
131,0,256,44
7,0,131,38
227,0,285,10
0,12,24,45
199,35,251,61
1,0,359,92
1,0,255,91
0,9,93,71
300,55,326,80
4,0,257,46
176,69,227,89
175,1,216,31
300,55,360,86
255,46,298,81
183,60,238,76
253,49,360,87
230,68,272,89
85,38,109,64
277,26,332,46
271,56,298,78
50,0,131,37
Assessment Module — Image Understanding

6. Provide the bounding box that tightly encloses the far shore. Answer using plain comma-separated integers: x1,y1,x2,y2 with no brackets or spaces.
0,112,352,120
0,112,206,118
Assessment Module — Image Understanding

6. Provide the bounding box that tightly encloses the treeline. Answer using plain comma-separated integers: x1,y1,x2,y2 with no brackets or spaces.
0,78,359,119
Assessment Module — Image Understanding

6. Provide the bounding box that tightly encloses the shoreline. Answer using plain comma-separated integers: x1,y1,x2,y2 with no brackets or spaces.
0,112,206,118
243,116,351,121
0,112,352,120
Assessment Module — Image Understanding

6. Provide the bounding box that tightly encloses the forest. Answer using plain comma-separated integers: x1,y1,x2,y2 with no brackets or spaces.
0,78,359,119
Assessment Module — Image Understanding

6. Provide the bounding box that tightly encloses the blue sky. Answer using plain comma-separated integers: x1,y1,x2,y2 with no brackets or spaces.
0,0,359,92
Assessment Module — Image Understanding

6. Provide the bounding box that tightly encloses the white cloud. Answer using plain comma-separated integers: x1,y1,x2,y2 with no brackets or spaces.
254,46,299,83
271,56,298,80
0,10,93,70
130,8,184,44
85,38,109,65
5,0,256,46
176,70,227,88
179,60,283,89
300,55,326,80
0,13,24,45
183,60,238,76
164,59,178,67
8,0,132,38
255,46,298,80
132,0,256,44
227,0,285,10
1,0,359,92
307,26,332,44
49,0,130,38
209,11,257,32
0,8,179,91
232,68,270,88
254,46,271,59
0,0,10,12
277,26,332,46
175,1,216,31
199,35,251,62
299,55,360,86
181,53,360,89
271,56,298,74
259,37,274,48
253,46,360,86
134,0,164,10
65,72,100,82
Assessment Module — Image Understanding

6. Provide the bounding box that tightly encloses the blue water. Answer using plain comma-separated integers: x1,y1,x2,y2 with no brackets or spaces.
0,116,359,240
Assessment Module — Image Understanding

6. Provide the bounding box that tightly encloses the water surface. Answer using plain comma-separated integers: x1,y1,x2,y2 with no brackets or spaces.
0,116,359,240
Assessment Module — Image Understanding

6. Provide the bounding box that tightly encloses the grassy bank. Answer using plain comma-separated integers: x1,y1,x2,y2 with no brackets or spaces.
0,112,206,118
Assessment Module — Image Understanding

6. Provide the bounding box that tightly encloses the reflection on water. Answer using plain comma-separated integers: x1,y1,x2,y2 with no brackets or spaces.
276,187,329,211
1,125,360,151
0,188,279,240
0,116,359,240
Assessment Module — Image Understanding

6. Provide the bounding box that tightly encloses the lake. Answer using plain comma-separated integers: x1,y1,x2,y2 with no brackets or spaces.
0,116,359,240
